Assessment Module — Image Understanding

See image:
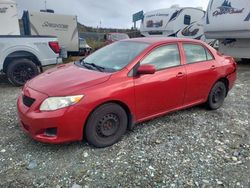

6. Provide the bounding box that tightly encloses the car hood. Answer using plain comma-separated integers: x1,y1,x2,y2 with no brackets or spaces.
27,63,111,96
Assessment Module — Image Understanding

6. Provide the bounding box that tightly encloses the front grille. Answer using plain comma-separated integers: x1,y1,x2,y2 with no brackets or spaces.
23,95,35,107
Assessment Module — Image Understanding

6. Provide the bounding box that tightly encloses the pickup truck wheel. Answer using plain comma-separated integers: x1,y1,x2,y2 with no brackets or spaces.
85,103,128,148
7,59,39,86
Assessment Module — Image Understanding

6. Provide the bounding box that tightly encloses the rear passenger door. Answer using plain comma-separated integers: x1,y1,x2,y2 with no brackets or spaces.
182,43,218,105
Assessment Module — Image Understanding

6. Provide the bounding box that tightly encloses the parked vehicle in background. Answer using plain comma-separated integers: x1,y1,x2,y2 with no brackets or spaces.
0,0,20,35
79,38,92,56
0,0,61,86
0,36,61,86
22,10,90,56
17,37,237,148
140,5,215,46
104,32,130,44
205,0,250,60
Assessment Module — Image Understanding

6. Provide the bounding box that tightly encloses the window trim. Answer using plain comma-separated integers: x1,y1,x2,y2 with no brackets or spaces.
182,42,215,65
138,43,183,72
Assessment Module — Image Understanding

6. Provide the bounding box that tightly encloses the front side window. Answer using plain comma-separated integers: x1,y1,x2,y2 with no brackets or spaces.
140,44,181,70
183,44,213,64
206,50,214,60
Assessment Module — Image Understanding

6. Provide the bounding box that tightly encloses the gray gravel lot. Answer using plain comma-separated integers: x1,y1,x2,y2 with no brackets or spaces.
0,63,249,188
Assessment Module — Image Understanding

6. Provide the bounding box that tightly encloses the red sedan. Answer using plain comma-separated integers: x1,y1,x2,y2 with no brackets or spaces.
17,37,237,148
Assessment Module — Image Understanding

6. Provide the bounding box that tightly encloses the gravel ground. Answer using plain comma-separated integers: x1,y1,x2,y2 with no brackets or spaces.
0,63,249,188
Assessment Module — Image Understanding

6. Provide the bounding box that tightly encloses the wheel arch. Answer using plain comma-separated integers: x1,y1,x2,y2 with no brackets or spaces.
207,77,230,100
83,100,135,139
217,77,229,96
3,51,41,73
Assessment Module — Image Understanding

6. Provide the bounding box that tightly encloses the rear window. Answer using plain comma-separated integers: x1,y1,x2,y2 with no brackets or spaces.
183,44,214,64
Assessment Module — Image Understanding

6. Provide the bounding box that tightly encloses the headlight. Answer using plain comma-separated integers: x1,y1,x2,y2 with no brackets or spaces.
40,95,84,111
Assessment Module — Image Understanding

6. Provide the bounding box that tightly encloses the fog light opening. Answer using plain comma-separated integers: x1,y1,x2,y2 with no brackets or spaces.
44,128,57,137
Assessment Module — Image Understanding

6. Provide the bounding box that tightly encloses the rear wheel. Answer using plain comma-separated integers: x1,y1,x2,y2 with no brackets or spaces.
7,59,39,86
85,103,127,148
206,81,226,110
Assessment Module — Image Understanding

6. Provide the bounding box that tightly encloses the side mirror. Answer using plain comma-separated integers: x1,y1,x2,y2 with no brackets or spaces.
137,64,156,75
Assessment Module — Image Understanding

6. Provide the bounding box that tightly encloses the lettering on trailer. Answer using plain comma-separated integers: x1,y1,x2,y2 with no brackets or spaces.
213,0,244,16
145,13,169,28
146,20,163,28
42,21,69,30
146,13,169,18
0,7,8,13
181,24,200,37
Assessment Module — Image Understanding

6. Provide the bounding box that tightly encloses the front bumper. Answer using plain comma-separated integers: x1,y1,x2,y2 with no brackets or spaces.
17,86,89,144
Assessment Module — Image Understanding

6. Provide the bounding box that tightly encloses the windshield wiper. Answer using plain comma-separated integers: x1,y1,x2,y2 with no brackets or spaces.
80,60,105,72
86,62,105,72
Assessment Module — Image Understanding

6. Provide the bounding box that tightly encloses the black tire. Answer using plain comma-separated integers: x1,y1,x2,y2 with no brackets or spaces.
206,81,226,110
85,103,128,148
241,58,249,63
7,58,39,86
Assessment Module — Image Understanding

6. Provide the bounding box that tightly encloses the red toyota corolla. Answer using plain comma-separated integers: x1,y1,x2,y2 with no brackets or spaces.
17,37,237,148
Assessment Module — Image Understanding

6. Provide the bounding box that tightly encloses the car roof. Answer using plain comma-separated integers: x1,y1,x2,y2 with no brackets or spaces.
122,37,204,44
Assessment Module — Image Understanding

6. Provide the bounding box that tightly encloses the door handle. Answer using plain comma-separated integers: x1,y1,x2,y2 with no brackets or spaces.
176,72,185,78
210,65,216,70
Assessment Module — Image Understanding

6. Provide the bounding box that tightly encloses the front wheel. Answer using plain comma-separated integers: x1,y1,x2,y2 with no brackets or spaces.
206,81,226,110
85,103,128,148
7,58,39,86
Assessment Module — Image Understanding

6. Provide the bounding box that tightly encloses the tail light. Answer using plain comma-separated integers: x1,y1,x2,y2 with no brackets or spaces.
225,56,237,72
229,57,237,71
49,41,60,54
232,58,237,71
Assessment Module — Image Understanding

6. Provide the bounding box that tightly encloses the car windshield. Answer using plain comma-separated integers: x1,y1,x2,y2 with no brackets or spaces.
82,41,149,72
111,33,129,41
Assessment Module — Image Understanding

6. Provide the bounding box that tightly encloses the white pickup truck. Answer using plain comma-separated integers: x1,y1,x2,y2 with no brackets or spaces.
0,36,61,86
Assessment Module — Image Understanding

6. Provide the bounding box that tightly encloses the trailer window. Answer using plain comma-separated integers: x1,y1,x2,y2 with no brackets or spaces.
184,15,191,25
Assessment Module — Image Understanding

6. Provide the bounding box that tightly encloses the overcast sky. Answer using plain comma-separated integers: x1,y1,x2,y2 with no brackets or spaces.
15,0,209,28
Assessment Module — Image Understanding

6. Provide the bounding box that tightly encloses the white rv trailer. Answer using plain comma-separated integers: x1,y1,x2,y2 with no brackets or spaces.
204,0,250,59
22,11,81,54
140,6,210,43
0,0,20,35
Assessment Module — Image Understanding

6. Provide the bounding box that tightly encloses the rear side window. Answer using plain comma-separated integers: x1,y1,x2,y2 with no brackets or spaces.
141,44,181,70
206,50,214,60
184,15,191,25
183,44,214,64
